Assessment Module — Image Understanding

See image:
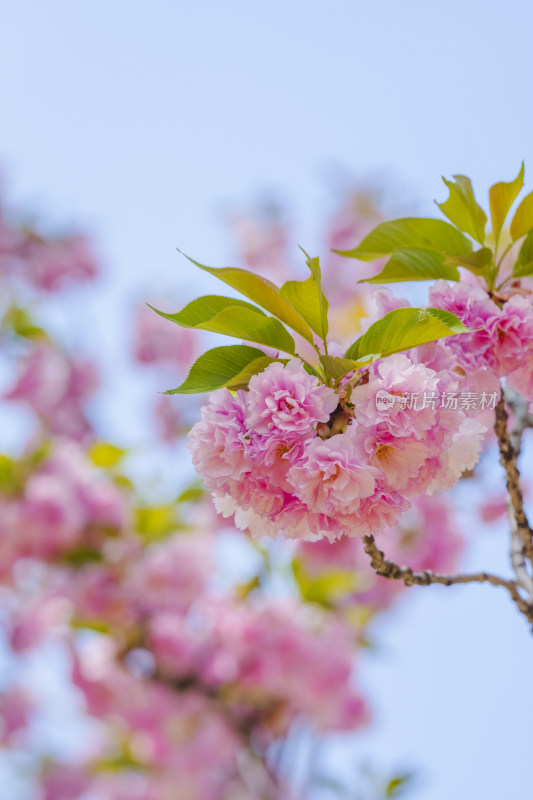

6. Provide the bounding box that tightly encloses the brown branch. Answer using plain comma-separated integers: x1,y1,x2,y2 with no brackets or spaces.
494,392,533,563
362,534,533,624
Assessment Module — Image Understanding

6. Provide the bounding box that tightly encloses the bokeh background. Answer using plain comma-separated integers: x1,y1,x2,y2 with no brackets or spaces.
1,1,533,798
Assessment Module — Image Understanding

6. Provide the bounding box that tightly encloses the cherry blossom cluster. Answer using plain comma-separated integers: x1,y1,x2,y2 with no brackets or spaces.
428,279,533,407
4,343,99,442
0,440,129,580
190,354,486,542
0,193,98,292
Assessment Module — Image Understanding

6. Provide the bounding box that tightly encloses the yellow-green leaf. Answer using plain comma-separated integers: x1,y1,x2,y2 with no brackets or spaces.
510,189,533,240
335,217,472,260
150,295,262,328
361,247,460,284
345,307,469,361
224,355,286,390
319,354,369,384
437,174,487,244
150,297,296,355
489,163,524,242
178,251,315,343
280,252,329,342
165,344,270,394
89,442,126,468
513,230,533,277
445,246,493,275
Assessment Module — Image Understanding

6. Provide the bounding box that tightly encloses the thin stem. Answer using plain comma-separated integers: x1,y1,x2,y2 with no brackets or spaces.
490,240,515,289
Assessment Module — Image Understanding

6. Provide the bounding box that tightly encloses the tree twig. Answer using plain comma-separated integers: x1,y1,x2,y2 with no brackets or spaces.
362,534,533,624
494,392,533,563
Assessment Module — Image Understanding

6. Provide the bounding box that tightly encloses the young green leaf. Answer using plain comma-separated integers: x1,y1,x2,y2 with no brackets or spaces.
445,246,492,275
280,253,329,342
225,354,286,390
319,354,370,384
166,344,270,394
510,189,533,240
436,175,487,244
513,230,533,277
360,247,460,284
344,307,469,362
334,217,473,260
177,251,315,343
151,299,295,354
489,163,524,243
149,295,265,327
512,261,533,278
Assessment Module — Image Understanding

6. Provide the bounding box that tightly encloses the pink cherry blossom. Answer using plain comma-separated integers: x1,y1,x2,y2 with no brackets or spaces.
246,359,338,437
134,304,198,368
288,434,377,516
4,344,98,442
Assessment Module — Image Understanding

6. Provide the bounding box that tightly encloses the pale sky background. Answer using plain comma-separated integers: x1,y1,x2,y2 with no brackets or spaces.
1,1,533,798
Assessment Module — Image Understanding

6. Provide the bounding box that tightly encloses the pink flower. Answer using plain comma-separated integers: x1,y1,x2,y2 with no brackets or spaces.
22,233,99,292
188,389,252,492
4,344,98,442
288,434,377,516
247,359,337,438
134,304,198,368
489,295,533,375
127,534,210,615
354,428,431,494
0,688,33,743
352,353,441,438
153,395,181,442
508,358,533,405
428,280,500,370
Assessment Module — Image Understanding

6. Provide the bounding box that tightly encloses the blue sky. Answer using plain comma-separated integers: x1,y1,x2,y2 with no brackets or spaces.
1,1,533,797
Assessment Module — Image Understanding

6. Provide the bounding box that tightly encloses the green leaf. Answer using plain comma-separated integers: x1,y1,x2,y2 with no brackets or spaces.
512,261,533,278
224,355,286,390
178,251,315,343
135,505,178,542
165,344,269,394
177,480,205,503
3,306,48,340
319,354,369,384
89,442,126,468
513,230,533,277
150,297,296,355
489,163,524,242
385,773,414,798
518,230,533,265
510,190,533,240
335,217,473,260
0,455,20,495
446,246,493,275
70,617,111,634
436,174,487,244
150,295,262,328
280,252,329,343
293,559,358,607
61,546,104,567
345,307,469,362
360,247,460,284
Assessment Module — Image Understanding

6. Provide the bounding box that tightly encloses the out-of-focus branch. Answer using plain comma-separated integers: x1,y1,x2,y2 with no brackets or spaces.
494,392,533,565
504,387,533,455
362,534,533,624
